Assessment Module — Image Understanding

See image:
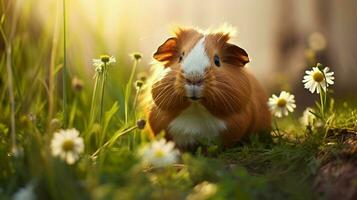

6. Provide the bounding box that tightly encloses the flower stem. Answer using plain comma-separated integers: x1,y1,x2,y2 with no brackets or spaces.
91,125,137,159
124,59,138,124
128,60,138,90
69,95,78,127
132,87,141,119
319,85,326,121
89,74,100,126
273,118,281,136
62,0,68,128
99,63,107,125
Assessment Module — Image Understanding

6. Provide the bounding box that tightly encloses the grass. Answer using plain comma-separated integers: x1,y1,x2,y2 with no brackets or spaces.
62,0,68,129
0,1,356,200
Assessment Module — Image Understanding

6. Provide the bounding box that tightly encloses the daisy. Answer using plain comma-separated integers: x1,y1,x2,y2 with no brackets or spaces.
50,128,84,165
302,65,334,94
299,107,316,126
268,91,296,118
92,55,116,72
139,138,179,167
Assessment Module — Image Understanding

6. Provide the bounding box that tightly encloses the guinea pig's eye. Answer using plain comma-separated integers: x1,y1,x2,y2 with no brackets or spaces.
179,52,185,63
214,54,220,67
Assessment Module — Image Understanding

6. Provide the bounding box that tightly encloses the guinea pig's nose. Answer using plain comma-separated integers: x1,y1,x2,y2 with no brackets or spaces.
185,77,204,86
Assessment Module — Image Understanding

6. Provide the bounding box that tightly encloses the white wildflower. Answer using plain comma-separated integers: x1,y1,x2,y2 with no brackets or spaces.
303,65,334,94
50,128,84,165
268,91,296,118
92,55,116,72
139,139,179,167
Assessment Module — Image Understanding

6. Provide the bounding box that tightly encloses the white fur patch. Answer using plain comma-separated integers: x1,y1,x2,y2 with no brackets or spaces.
153,65,172,81
168,102,226,146
182,37,210,76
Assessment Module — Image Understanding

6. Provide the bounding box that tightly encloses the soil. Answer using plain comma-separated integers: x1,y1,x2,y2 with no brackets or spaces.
314,129,357,200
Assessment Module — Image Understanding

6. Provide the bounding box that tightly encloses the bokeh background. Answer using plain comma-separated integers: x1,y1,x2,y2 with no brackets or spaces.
2,0,357,111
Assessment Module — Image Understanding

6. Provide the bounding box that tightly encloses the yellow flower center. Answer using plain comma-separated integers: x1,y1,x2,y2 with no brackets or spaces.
277,98,287,108
62,140,74,152
100,55,110,63
312,71,324,82
154,149,165,158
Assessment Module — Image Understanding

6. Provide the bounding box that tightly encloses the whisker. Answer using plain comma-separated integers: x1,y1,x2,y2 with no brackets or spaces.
214,89,236,114
153,84,175,106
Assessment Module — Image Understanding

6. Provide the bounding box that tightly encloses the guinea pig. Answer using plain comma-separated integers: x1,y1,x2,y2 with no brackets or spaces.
144,27,271,149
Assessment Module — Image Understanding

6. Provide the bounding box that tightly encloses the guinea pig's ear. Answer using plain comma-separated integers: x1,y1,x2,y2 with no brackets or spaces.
153,37,179,67
221,43,250,67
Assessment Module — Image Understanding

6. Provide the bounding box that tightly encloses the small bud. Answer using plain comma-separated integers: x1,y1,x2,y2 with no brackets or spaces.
72,77,84,92
135,80,144,89
136,119,146,129
137,72,147,82
316,63,324,70
130,52,142,61
50,118,62,131
100,55,110,63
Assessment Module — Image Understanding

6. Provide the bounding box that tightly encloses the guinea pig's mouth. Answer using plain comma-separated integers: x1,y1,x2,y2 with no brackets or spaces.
185,96,204,101
190,97,200,101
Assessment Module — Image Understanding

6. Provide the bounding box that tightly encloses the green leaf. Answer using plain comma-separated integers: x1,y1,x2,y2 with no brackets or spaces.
315,101,321,110
309,110,321,119
108,126,136,147
102,101,120,136
329,98,335,113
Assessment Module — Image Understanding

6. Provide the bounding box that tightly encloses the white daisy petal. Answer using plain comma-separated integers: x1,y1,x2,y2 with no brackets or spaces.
326,79,334,85
312,83,318,93
306,70,312,75
325,71,334,76
302,65,335,93
139,139,179,167
50,128,84,165
267,91,296,118
92,55,116,72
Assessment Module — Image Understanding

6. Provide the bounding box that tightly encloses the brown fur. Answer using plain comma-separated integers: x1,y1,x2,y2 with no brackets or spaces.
147,27,271,148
